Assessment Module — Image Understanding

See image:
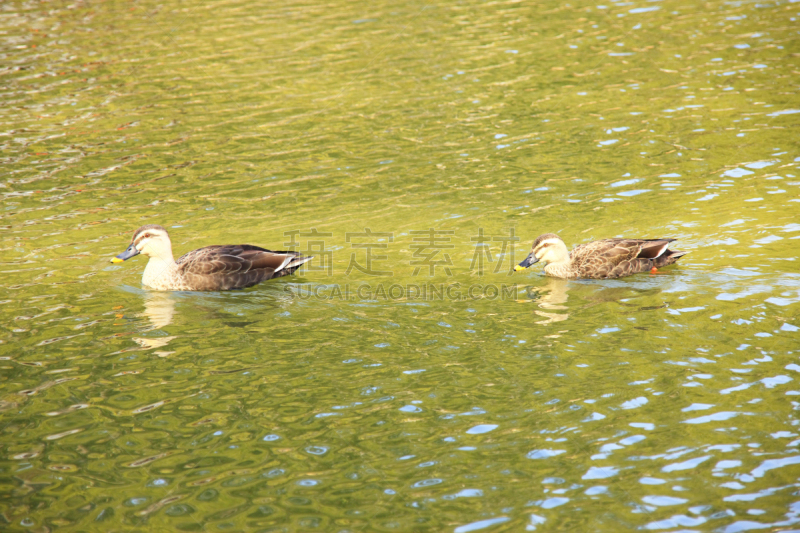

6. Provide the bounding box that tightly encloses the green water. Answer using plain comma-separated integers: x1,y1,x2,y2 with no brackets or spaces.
1,0,799,531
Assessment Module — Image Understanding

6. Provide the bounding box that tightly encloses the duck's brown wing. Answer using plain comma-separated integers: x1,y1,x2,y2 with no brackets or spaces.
571,239,675,279
176,245,311,290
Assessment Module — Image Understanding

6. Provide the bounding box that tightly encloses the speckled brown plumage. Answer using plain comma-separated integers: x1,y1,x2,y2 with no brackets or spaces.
566,238,685,279
173,244,309,291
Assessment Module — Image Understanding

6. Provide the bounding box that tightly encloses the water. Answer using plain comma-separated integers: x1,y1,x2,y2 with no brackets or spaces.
1,0,799,531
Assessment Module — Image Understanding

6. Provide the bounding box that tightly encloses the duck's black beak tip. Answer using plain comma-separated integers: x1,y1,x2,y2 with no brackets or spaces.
111,244,139,263
515,253,538,271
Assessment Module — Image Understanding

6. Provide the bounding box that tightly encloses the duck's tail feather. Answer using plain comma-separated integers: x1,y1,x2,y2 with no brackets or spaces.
281,254,313,273
654,249,687,268
637,239,674,259
288,255,313,268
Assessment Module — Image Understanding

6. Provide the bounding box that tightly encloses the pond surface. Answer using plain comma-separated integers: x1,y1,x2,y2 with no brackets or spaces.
1,0,799,531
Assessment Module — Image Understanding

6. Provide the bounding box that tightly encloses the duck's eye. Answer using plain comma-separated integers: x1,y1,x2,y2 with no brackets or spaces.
144,233,151,238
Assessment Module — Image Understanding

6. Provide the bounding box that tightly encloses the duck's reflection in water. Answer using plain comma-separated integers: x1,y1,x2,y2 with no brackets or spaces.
132,292,176,354
528,278,570,325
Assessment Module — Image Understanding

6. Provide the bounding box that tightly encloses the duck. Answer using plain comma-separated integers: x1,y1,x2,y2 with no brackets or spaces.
514,233,687,279
110,224,313,291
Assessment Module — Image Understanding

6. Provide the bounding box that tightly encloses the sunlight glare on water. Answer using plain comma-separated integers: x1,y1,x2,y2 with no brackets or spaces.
0,0,799,531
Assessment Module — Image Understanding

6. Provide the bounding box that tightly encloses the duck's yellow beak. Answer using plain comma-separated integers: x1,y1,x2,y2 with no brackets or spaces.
514,264,525,272
111,257,124,263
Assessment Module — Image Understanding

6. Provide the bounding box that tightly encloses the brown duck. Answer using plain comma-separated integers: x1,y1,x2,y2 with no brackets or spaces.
111,224,312,291
514,233,687,279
